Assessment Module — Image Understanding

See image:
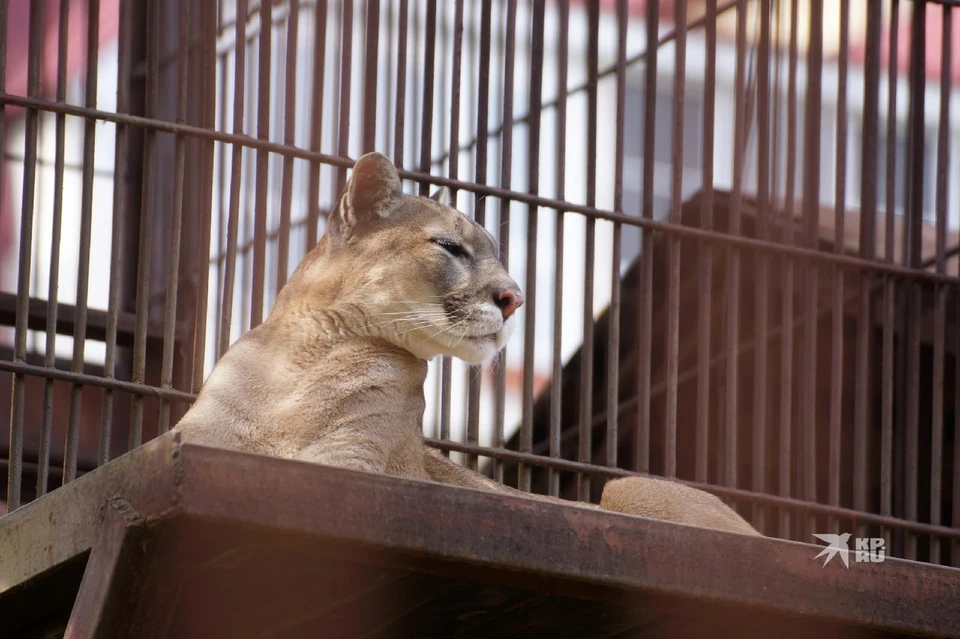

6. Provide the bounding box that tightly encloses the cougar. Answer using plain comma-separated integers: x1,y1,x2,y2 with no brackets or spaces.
174,152,759,537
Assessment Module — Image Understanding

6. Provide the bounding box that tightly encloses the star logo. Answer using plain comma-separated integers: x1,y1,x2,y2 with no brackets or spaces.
812,533,852,568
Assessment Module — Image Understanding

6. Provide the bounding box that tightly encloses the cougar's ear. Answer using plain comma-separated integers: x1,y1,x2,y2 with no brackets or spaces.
329,152,402,241
429,186,452,207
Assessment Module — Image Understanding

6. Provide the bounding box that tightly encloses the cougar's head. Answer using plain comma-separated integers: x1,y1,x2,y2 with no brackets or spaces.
311,152,523,365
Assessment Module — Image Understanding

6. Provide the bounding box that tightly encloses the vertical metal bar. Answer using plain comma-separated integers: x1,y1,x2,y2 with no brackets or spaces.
277,0,300,291
854,0,882,534
827,0,849,532
250,0,272,328
415,0,438,438
37,0,72,495
493,0,517,485
384,0,395,155
605,0,627,476
635,0,658,477
7,0,44,510
415,0,440,437
130,0,161,450
63,0,101,483
0,0,7,274
696,0,717,485
306,0,327,251
191,0,217,393
361,0,379,153
778,0,800,540
751,0,772,530
101,0,132,461
800,0,824,536
725,0,748,491
334,0,353,194
903,0,926,561
213,44,227,356
519,0,544,493
548,0,569,497
663,0,686,480
157,0,191,435
577,0,599,501
770,2,782,202
929,3,950,565
392,0,407,166
218,0,248,360
880,0,899,548
439,0,464,452
466,0,492,473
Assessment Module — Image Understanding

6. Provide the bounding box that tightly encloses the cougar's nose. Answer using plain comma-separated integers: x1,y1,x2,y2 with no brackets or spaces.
494,289,524,320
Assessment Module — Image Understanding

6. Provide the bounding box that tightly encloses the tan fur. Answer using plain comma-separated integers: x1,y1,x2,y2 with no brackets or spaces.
174,152,759,537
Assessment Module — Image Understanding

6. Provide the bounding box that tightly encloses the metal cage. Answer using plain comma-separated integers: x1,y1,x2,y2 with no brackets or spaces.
2,0,959,569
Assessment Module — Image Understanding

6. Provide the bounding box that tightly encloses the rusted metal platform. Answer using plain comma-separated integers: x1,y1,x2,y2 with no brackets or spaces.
0,433,957,638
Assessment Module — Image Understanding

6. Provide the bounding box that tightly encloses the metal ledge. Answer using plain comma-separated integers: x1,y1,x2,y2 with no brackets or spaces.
1,433,958,638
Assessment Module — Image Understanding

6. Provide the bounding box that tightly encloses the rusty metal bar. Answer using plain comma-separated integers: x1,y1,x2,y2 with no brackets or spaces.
306,0,326,252
2,86,954,284
100,0,132,465
0,0,6,298
439,0,464,454
361,0,379,153
605,0,627,477
751,0,772,530
466,0,492,473
548,0,569,497
417,0,437,191
422,437,960,540
0,360,197,402
391,0,407,166
880,0,900,552
213,33,227,355
334,0,353,195
725,0,747,491
492,0,517,485
634,0,658,477
929,2,951,564
64,0,101,483
129,0,162,451
416,0,442,440
662,0,686,481
157,0,191,435
577,0,600,501
7,0,44,510
827,0,849,533
931,0,953,564
276,0,300,292
250,0,272,329
854,0,881,538
36,0,72,496
217,0,248,360
800,0,825,538
188,0,217,395
696,0,717,485
519,0,544,493
903,0,927,561
778,0,800,540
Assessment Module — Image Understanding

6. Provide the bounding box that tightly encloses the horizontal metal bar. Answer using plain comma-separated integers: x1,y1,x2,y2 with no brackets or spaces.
0,360,197,402
1,91,956,283
424,438,960,539
0,292,169,347
1,91,957,284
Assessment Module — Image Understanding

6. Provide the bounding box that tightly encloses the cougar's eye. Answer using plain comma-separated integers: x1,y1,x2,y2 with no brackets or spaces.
432,238,470,259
